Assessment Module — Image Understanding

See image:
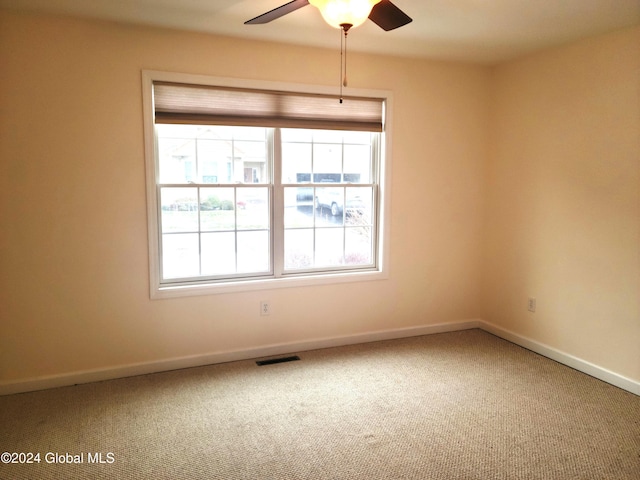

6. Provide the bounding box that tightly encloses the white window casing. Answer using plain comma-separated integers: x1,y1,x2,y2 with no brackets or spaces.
142,70,392,298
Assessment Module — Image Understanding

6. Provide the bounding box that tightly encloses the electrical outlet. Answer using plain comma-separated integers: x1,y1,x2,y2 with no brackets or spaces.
260,301,271,316
528,297,536,313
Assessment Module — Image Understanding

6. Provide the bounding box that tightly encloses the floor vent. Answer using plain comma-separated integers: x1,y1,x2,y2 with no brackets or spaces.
256,355,301,366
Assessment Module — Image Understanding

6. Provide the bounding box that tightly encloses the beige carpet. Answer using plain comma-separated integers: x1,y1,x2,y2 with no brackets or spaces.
1,329,639,479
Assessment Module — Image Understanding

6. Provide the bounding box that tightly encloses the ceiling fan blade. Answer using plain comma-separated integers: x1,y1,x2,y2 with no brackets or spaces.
245,0,310,25
369,0,412,31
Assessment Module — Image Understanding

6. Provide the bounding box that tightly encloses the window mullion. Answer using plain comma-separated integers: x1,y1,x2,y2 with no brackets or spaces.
272,128,284,278
197,187,203,277
233,187,239,274
311,137,317,266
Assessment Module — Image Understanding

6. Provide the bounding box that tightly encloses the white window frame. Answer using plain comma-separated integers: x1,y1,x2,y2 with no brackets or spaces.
142,70,392,298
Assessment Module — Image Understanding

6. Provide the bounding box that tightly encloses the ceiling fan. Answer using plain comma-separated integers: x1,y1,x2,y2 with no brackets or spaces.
245,0,412,32
246,1,412,103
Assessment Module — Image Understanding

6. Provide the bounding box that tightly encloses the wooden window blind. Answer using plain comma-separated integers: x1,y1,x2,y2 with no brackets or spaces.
153,81,384,132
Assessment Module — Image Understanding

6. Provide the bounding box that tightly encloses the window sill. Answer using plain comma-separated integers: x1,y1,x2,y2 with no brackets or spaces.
151,268,388,299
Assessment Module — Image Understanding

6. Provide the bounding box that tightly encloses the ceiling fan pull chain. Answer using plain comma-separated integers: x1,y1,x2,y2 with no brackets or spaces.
339,23,352,104
343,28,348,88
340,26,344,103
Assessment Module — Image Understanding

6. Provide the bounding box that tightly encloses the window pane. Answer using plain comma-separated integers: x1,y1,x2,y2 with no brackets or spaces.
157,125,268,185
231,126,267,141
200,187,235,231
281,128,371,185
198,140,232,183
312,130,343,143
158,124,202,138
158,137,197,184
345,227,373,266
315,187,345,221
161,188,198,233
315,228,344,267
197,125,235,139
237,187,269,230
162,233,199,279
282,142,312,183
237,231,270,273
154,118,379,285
313,143,342,174
285,229,313,270
284,187,314,227
283,184,375,272
281,129,313,142
345,187,373,225
344,144,371,183
201,232,236,275
235,140,267,184
342,131,372,144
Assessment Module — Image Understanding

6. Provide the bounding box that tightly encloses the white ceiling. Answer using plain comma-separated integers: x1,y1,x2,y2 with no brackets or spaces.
2,0,639,64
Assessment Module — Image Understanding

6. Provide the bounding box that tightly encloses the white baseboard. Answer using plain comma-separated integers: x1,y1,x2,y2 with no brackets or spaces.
0,320,480,396
2,319,638,397
480,321,640,396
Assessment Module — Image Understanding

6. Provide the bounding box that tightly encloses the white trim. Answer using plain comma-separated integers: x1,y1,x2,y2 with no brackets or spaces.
142,70,394,299
3,319,638,397
151,269,389,298
0,320,479,396
142,70,161,297
480,321,640,396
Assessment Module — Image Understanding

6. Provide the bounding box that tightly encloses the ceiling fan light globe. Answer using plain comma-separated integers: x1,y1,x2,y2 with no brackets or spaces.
309,0,381,29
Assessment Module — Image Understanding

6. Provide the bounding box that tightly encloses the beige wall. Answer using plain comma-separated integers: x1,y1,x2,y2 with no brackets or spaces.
0,10,488,384
1,10,637,389
484,26,640,381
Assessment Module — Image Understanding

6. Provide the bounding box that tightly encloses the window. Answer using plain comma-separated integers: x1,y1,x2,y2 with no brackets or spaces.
142,71,391,297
